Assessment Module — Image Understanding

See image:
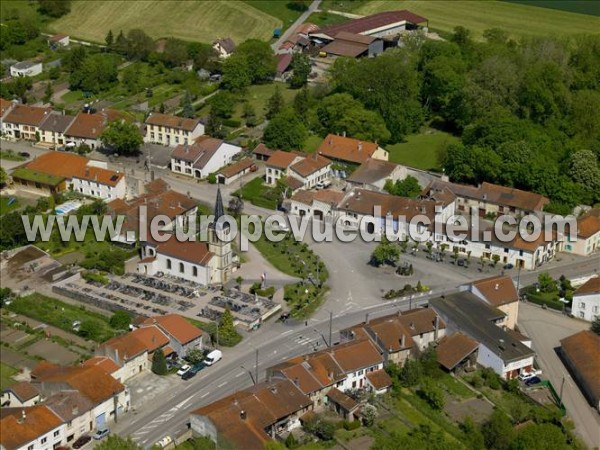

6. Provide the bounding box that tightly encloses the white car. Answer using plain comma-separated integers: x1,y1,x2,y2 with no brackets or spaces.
177,364,191,376
156,436,173,448
518,369,542,381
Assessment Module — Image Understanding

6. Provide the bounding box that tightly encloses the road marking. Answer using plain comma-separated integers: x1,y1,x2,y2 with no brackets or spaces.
218,381,227,388
282,330,294,336
201,392,209,398
236,371,244,378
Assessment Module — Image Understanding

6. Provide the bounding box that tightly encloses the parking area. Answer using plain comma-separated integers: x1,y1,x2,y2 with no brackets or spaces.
53,272,281,330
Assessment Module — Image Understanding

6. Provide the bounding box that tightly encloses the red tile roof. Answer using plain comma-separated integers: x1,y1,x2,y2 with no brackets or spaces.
317,134,379,164
577,209,600,239
291,189,345,207
145,112,202,131
253,143,275,158
283,176,304,191
3,382,39,402
82,356,120,375
326,387,359,411
266,150,301,169
146,237,214,266
4,104,52,126
365,369,393,390
318,10,428,37
436,332,479,371
574,276,600,296
140,314,202,345
0,405,63,450
65,109,124,139
0,98,14,117
277,53,293,73
290,153,331,178
471,275,519,307
20,152,124,187
171,136,223,168
560,330,600,404
218,158,255,179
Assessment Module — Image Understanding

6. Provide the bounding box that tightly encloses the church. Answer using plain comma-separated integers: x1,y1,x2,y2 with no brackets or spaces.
137,188,234,285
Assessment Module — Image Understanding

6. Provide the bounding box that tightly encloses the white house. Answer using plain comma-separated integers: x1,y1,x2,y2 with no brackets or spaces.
2,103,52,141
170,137,241,179
571,277,600,322
462,275,520,330
145,113,205,147
563,209,600,256
216,158,256,185
264,150,304,186
288,153,332,189
45,391,95,445
63,109,124,150
0,405,65,450
346,158,407,192
38,112,76,148
48,34,69,47
10,61,43,77
0,382,40,408
288,189,345,220
212,38,236,58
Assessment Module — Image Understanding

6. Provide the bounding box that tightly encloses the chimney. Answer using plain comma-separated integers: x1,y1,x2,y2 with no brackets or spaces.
343,131,346,137
328,371,334,380
293,377,300,387
495,283,500,290
365,312,370,324
328,138,332,146
358,142,363,151
240,410,246,420
18,410,26,424
270,385,277,394
409,322,415,330
400,334,406,348
72,406,79,416
85,168,90,177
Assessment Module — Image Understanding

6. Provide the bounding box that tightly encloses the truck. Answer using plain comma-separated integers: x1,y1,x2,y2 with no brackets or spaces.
204,349,222,366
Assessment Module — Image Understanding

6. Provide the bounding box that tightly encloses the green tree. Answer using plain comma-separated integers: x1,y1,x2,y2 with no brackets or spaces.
105,29,114,48
591,316,600,335
243,103,257,127
218,307,239,344
482,410,514,450
419,378,445,410
289,53,310,89
187,348,204,364
114,30,128,55
483,28,509,45
460,416,485,450
235,39,277,83
181,91,195,118
69,53,119,93
43,82,53,103
122,66,141,93
293,86,311,123
569,149,600,203
370,237,400,267
209,92,235,118
537,272,557,293
38,0,71,18
100,120,143,156
263,108,307,150
384,176,421,198
95,435,142,450
109,310,131,330
152,349,168,375
125,29,155,61
222,54,252,91
0,168,7,187
399,358,422,387
512,423,569,450
361,404,378,427
266,86,284,120
205,110,226,139
162,38,189,67
78,320,99,340
0,287,13,307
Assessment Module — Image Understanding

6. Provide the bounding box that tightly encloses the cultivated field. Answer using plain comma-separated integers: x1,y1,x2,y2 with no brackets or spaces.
356,1,600,38
49,0,281,44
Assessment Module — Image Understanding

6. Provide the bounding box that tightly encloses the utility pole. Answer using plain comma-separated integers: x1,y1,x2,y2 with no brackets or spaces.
328,311,333,348
559,376,565,408
254,348,259,385
215,323,219,349
516,265,522,299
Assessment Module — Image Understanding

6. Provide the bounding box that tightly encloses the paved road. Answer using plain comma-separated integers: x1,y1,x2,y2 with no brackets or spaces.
518,303,600,449
271,0,322,51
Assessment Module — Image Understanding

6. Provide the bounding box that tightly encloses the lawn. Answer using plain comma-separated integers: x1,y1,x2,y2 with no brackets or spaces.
6,293,117,342
357,1,600,39
234,177,280,210
243,0,305,30
238,83,298,123
49,1,281,44
386,129,459,171
0,362,18,390
0,196,20,215
306,11,352,28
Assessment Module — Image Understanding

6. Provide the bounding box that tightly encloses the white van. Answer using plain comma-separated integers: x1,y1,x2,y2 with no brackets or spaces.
156,436,173,448
204,349,222,366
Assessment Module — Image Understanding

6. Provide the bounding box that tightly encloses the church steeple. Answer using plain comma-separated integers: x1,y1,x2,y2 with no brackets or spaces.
214,187,225,221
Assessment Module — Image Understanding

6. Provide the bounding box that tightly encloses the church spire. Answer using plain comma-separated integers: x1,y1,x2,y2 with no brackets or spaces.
214,187,225,222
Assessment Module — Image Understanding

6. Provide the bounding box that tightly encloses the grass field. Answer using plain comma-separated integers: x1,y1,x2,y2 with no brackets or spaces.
0,196,21,215
49,0,281,44
386,128,458,171
0,362,18,390
356,1,600,39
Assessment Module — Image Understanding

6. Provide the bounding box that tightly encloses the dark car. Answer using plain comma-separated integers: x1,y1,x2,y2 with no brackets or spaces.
72,435,92,448
18,152,30,158
503,263,515,270
525,376,541,386
181,369,197,380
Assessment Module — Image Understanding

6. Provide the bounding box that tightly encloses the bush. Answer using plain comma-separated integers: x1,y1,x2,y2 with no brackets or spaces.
419,378,445,410
343,420,361,430
81,271,109,285
152,348,168,375
223,118,242,128
207,173,217,184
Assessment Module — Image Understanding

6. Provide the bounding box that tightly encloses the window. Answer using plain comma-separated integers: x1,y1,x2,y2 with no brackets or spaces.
28,446,34,450
41,437,47,444
193,266,198,277
504,248,509,253
54,430,60,437
580,302,586,309
179,262,184,273
166,259,172,270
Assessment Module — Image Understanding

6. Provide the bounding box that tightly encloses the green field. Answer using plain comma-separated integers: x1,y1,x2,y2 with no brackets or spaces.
0,362,18,390
49,0,281,44
386,129,458,171
357,1,600,38
0,196,20,215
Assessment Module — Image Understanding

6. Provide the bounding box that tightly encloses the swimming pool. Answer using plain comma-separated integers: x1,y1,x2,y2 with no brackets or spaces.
54,201,82,215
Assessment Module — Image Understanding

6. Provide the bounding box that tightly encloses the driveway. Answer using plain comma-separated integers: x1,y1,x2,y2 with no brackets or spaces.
518,302,600,448
272,0,322,50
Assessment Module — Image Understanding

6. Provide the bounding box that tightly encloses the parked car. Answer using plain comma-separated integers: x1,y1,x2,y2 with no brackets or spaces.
204,349,222,366
525,376,542,386
72,435,91,449
503,263,515,270
92,428,110,440
18,152,30,158
518,369,542,381
177,364,191,376
156,436,173,448
181,369,197,380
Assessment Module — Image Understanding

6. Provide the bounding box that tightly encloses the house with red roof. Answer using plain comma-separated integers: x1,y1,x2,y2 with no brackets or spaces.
317,134,389,165
2,103,52,141
170,136,242,179
64,109,126,150
572,276,600,322
144,112,205,147
138,314,204,357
